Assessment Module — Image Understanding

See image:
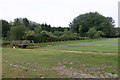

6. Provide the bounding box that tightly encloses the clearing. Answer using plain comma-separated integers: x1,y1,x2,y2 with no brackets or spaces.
2,38,118,78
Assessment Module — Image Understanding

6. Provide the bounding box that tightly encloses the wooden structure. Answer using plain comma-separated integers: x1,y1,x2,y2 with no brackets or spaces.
11,40,32,48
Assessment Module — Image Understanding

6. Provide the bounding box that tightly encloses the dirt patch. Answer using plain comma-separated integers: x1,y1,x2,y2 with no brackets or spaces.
6,61,52,72
52,63,118,78
63,50,117,54
82,64,118,78
4,60,118,78
63,50,79,53
68,45,80,47
52,65,96,78
79,44,117,46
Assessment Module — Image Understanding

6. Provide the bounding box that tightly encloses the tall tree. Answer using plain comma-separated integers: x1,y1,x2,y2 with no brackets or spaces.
9,25,29,40
41,23,51,32
34,25,42,36
1,20,11,38
23,18,29,27
69,12,115,37
106,17,115,26
13,18,22,26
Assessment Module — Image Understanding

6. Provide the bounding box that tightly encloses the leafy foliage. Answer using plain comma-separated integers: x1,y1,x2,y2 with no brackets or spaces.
53,31,63,37
87,28,97,39
1,20,11,38
1,12,118,44
95,31,105,38
24,30,35,39
69,12,115,37
9,25,29,40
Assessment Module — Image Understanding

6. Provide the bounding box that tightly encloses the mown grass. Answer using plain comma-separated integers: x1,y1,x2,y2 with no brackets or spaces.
41,38,118,53
29,38,105,47
2,38,118,78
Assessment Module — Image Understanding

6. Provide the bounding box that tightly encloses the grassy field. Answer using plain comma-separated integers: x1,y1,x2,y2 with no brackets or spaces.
40,38,118,53
2,38,118,78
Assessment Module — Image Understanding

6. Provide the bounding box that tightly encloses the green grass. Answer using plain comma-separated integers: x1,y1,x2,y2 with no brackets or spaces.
41,38,118,53
29,38,105,47
2,38,118,78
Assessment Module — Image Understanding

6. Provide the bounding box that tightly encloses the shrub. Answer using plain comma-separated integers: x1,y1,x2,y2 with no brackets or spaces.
87,28,97,39
2,40,10,46
95,31,105,38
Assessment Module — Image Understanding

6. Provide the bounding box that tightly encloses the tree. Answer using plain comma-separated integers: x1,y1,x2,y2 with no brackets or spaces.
23,30,35,39
107,17,115,26
53,31,63,37
9,25,29,40
29,21,39,30
87,28,97,39
13,18,38,30
23,18,29,28
78,25,82,36
69,12,115,37
34,25,42,35
101,22,115,37
51,27,69,33
1,20,11,38
41,23,51,32
63,29,71,35
13,18,22,26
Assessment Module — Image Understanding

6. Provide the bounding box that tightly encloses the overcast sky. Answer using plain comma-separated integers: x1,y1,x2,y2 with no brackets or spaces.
0,0,119,27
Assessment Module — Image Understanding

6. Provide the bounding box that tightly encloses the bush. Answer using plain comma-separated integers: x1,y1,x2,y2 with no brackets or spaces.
2,40,10,46
33,30,90,43
87,28,97,39
53,31,63,37
95,31,104,38
79,37,89,40
34,31,59,43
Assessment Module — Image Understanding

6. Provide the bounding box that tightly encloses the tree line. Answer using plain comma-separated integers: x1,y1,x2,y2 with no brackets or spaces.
1,12,119,44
